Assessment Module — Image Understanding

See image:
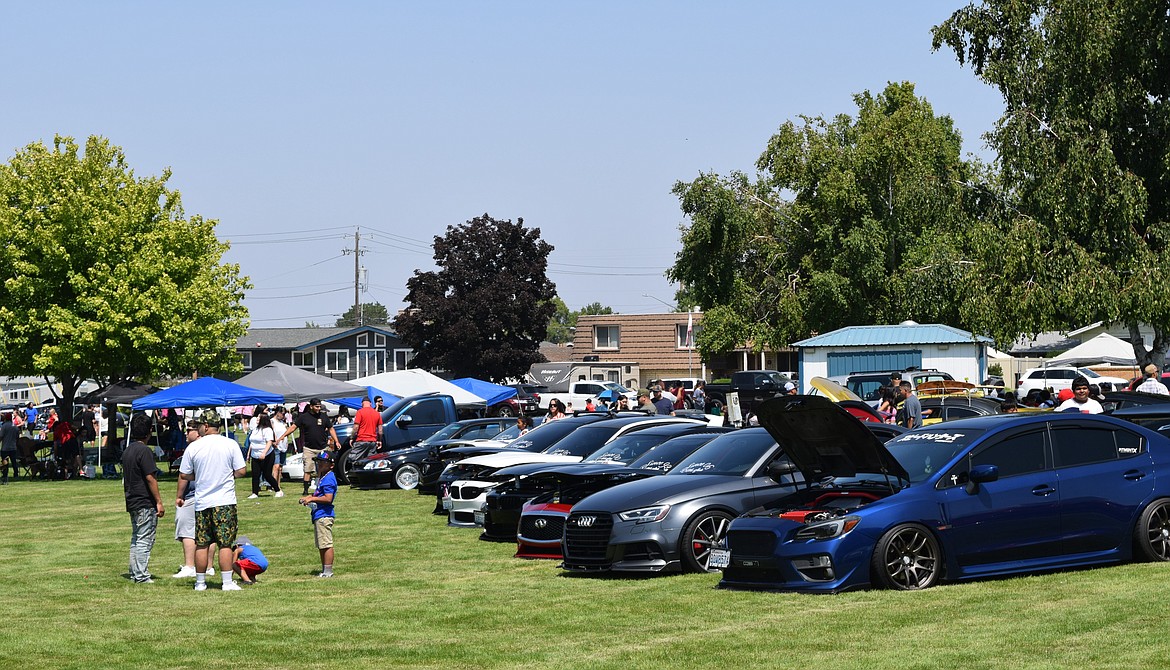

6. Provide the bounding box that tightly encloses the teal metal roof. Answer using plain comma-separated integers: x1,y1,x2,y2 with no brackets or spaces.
793,324,992,348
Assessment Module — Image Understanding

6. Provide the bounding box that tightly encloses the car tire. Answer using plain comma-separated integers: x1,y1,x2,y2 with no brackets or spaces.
394,463,422,490
680,510,733,573
495,405,516,418
870,523,942,590
334,446,352,485
1133,499,1170,561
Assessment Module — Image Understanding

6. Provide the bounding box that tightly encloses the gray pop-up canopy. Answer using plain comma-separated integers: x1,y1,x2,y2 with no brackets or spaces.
234,361,366,403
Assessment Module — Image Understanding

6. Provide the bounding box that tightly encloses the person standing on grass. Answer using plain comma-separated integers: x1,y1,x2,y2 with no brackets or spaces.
246,413,281,499
24,403,38,438
122,414,163,584
277,397,338,496
352,397,382,454
299,451,338,578
173,422,217,579
270,406,291,484
1,412,19,484
180,409,247,592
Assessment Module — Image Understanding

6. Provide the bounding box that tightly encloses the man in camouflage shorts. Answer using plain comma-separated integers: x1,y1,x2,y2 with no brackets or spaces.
179,409,247,591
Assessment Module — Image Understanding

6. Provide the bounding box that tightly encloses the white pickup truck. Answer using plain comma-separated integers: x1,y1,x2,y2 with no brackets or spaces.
538,380,637,411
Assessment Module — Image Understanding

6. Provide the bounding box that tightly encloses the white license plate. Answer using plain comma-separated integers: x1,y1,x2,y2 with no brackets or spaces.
708,548,731,569
474,510,485,525
442,498,453,510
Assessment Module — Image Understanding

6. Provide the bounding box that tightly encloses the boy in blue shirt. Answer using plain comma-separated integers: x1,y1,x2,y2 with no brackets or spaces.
232,535,268,585
298,451,337,578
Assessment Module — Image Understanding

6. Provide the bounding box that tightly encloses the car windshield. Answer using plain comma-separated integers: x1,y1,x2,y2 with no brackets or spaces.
508,419,594,453
543,424,623,457
583,432,677,464
628,434,717,472
418,422,465,447
488,424,522,443
667,430,777,477
1078,368,1102,379
603,382,632,394
885,428,986,484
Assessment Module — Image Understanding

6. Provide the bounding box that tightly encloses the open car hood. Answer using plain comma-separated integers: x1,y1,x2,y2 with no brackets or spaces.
808,376,864,402
755,395,909,482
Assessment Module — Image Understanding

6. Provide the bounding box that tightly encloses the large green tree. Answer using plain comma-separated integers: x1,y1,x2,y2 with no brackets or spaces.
394,214,556,382
336,302,390,327
669,82,985,358
934,0,1170,365
545,298,615,344
0,135,251,410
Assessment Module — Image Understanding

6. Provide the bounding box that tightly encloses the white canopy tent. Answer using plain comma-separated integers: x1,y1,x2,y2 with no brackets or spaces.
1050,333,1144,366
350,369,486,407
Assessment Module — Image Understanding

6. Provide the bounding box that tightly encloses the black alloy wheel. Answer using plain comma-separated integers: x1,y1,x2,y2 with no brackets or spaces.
871,524,941,590
680,510,733,573
1135,499,1170,561
334,447,352,485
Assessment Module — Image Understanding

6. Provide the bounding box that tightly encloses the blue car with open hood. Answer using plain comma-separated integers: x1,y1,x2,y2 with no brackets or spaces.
716,395,1170,592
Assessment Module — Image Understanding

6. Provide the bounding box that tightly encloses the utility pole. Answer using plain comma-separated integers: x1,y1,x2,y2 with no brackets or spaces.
342,227,366,326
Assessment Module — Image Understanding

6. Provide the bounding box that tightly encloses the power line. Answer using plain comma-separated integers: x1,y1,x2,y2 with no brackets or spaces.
220,225,353,238
230,234,345,246
249,281,351,292
250,254,346,282
247,286,352,300
250,312,342,323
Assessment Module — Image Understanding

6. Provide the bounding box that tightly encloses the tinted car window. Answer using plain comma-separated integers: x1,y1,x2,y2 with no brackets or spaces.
543,424,622,457
888,428,985,484
668,429,777,477
408,399,447,426
946,407,982,419
628,434,718,472
970,431,1047,478
584,432,672,464
460,423,507,440
1050,426,1142,467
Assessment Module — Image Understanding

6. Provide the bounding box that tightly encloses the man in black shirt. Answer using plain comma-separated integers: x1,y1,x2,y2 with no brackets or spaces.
1,412,20,484
122,414,163,583
277,397,339,495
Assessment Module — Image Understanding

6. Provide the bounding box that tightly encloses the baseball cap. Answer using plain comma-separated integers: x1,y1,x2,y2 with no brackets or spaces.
194,408,221,425
783,382,796,392
1146,364,1160,375
313,450,335,463
235,535,251,547
309,397,323,406
1058,388,1075,402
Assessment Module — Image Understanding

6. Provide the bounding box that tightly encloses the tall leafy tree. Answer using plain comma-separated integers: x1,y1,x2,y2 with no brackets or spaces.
545,297,574,344
0,135,251,411
394,214,556,381
934,0,1170,366
669,83,983,357
336,302,390,327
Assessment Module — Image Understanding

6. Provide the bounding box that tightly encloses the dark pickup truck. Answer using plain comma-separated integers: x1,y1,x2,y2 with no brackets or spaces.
703,370,792,416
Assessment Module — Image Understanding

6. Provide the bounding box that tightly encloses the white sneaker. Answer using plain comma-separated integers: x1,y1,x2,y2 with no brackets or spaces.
221,581,242,591
274,490,285,498
247,493,259,499
194,582,207,591
317,572,333,578
206,567,216,576
172,566,197,578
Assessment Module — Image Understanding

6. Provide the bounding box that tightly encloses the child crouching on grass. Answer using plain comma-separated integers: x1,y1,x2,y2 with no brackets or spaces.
233,535,268,585
298,450,337,578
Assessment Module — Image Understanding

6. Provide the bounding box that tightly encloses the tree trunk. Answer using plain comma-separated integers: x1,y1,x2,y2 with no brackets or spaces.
1130,322,1169,371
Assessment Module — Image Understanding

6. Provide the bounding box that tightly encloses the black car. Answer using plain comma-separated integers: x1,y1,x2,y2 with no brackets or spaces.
919,396,1002,424
347,417,513,490
479,423,732,541
1102,390,1170,412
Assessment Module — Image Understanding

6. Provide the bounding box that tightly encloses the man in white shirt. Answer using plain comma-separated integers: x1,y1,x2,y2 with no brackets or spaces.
179,409,247,591
1056,376,1104,414
1135,364,1170,395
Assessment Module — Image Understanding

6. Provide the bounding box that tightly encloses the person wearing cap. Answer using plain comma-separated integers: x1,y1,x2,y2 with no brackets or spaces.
122,414,163,583
299,450,338,578
179,409,248,591
277,397,339,496
651,388,674,415
1136,364,1170,396
231,535,268,585
782,381,798,395
897,381,922,429
1056,376,1104,414
352,397,383,457
173,421,218,579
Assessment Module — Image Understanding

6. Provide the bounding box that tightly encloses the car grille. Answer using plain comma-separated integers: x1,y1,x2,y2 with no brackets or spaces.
563,512,613,565
519,514,565,542
487,491,533,511
451,510,477,524
450,484,487,500
728,530,776,556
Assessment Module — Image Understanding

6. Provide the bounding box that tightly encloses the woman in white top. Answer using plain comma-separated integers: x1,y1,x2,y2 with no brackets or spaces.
270,406,290,485
246,413,282,498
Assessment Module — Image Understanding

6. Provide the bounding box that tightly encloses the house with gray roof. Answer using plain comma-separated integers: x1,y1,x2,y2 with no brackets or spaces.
792,323,992,392
234,326,412,382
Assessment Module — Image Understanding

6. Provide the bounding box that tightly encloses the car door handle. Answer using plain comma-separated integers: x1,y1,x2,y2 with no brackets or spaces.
1032,485,1056,496
1124,469,1146,481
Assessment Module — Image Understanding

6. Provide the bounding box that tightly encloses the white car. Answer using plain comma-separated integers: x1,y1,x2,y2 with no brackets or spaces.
1016,366,1130,396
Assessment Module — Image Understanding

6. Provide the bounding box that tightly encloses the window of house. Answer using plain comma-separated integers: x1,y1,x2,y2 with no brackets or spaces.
676,323,699,349
291,351,314,368
241,351,253,369
375,333,386,347
394,349,415,370
594,325,620,350
356,333,368,347
325,350,349,373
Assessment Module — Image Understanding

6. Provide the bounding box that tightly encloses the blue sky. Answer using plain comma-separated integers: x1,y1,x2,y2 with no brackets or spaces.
1,2,1003,326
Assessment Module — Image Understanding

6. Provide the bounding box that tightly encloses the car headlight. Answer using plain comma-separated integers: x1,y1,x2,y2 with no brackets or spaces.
793,515,861,541
363,460,393,470
618,505,670,523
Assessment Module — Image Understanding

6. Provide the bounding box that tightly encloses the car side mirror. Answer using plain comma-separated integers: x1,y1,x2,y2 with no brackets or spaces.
964,464,998,494
395,414,413,429
767,459,798,480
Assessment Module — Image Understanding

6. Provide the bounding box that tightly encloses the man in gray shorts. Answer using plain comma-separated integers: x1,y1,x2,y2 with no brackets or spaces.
172,422,217,578
277,398,339,496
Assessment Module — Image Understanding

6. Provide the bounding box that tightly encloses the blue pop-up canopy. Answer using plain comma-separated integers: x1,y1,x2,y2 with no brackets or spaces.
450,378,517,407
331,387,400,411
131,377,284,410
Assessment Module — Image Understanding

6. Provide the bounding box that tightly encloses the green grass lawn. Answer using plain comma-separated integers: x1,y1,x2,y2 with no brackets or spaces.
3,474,1169,669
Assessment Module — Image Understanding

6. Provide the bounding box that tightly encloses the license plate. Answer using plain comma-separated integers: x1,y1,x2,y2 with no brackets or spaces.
708,548,731,569
473,510,485,525
442,498,453,510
